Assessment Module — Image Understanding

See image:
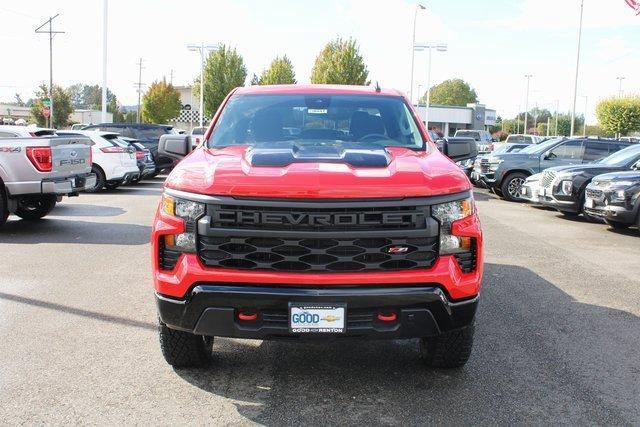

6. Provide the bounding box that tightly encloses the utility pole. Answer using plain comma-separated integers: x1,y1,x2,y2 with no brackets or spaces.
554,99,559,136
523,74,532,134
570,0,584,137
188,43,219,127
516,105,521,134
135,58,144,123
35,14,64,128
101,0,108,123
616,76,625,98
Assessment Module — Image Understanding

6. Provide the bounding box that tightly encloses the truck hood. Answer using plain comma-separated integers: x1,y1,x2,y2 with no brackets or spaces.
592,170,640,183
164,146,470,199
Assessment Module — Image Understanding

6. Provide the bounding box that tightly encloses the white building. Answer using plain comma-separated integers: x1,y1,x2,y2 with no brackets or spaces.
0,104,31,124
414,103,497,136
70,109,112,125
172,85,204,131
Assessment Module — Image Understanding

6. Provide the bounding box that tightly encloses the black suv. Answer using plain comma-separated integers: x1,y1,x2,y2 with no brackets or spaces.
584,170,640,232
484,137,630,201
537,144,640,218
82,123,175,174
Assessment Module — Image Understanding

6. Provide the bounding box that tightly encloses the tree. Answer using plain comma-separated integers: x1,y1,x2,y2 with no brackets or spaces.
193,45,247,118
554,113,584,136
421,78,478,106
250,73,260,85
141,79,181,124
596,96,640,136
310,38,369,85
30,84,72,128
259,55,296,85
13,93,25,106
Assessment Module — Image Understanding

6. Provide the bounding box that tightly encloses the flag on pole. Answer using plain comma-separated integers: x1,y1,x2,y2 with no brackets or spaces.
625,0,640,15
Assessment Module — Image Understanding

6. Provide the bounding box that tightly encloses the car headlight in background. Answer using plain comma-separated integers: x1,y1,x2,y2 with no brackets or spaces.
560,180,573,195
488,158,503,171
432,197,474,254
161,194,205,252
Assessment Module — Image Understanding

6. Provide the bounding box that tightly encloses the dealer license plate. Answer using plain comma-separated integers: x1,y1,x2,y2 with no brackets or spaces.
289,304,346,334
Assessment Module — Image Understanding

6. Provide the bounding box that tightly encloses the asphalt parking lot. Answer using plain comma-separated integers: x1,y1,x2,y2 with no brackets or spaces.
0,178,638,425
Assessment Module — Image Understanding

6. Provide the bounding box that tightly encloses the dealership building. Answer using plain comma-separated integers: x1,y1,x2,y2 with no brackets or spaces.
413,103,497,136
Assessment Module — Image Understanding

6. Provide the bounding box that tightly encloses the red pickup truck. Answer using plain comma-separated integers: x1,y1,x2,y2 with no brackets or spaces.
152,85,482,368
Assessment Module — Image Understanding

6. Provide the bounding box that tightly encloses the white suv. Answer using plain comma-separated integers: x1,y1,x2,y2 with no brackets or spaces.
58,131,139,192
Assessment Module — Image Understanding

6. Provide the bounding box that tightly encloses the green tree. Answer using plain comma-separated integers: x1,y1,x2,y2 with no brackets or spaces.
30,84,73,128
553,113,584,136
596,96,640,136
14,93,25,106
193,45,247,118
310,38,369,85
141,79,181,124
250,73,260,85
67,83,123,122
259,55,296,85
421,78,478,106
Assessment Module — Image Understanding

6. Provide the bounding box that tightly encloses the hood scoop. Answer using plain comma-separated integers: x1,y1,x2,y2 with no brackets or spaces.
246,145,392,168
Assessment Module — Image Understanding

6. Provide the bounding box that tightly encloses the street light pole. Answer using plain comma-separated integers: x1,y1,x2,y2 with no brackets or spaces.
409,4,426,104
554,99,559,136
570,0,584,137
101,0,108,123
523,74,532,134
414,43,447,131
135,58,144,123
616,76,625,97
188,43,219,127
582,95,588,136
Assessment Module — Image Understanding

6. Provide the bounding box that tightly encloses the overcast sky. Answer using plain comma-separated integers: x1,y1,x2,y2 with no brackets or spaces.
0,0,638,123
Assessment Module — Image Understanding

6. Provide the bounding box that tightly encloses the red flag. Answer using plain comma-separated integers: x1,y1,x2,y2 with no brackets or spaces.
625,0,640,15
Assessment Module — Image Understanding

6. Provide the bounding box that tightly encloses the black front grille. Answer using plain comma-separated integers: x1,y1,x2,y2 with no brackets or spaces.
585,188,604,200
158,240,181,271
198,235,438,272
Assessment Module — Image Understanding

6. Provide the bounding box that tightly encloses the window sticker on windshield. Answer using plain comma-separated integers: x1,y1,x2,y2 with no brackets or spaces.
308,108,328,114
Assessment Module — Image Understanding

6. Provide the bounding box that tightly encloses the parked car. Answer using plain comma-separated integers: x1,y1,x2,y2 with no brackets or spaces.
0,125,56,138
0,132,95,227
119,137,156,182
619,136,639,143
81,123,175,174
471,142,529,185
519,173,543,204
536,144,640,218
482,137,630,201
189,126,207,148
58,131,140,192
504,134,544,145
454,129,494,153
584,171,640,232
152,84,481,369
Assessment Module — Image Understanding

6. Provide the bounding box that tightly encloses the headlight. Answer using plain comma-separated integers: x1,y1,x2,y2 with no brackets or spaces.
432,197,474,254
488,158,503,171
161,194,205,252
610,189,628,203
560,180,573,195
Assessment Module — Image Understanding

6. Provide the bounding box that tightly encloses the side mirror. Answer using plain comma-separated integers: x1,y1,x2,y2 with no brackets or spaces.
443,139,478,162
158,134,192,160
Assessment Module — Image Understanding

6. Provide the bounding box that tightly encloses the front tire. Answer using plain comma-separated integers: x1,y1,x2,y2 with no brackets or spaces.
0,183,8,227
500,173,528,202
14,195,57,220
159,321,213,368
419,325,475,369
560,211,579,218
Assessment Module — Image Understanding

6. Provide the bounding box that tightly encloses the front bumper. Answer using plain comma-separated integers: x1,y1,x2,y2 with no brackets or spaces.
156,284,478,340
108,171,140,186
538,191,580,213
584,202,637,223
5,173,97,196
520,182,540,203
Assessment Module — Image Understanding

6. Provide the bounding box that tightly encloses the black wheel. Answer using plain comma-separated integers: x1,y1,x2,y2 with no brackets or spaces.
14,195,57,220
560,211,579,218
86,165,106,193
159,320,213,368
500,173,528,201
0,183,8,227
419,325,474,369
606,220,630,230
491,187,503,197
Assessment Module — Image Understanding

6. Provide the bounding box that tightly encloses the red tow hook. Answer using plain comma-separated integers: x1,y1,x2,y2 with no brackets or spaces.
238,311,258,322
377,311,397,322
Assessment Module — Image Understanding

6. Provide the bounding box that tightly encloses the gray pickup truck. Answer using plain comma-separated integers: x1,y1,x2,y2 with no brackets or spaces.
0,133,96,226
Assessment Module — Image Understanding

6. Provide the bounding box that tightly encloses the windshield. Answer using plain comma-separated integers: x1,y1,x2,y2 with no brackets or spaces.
191,127,206,135
133,127,172,139
208,94,425,150
598,144,640,166
506,135,532,144
519,138,564,154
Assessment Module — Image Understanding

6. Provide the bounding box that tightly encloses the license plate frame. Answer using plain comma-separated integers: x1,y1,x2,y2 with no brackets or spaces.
289,303,346,334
